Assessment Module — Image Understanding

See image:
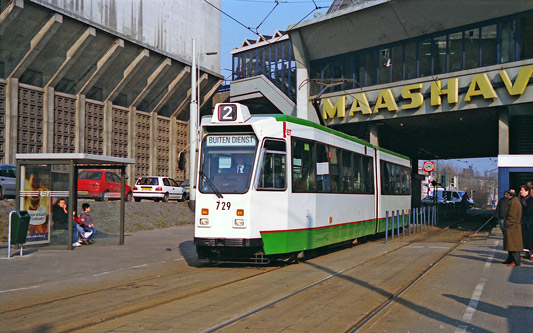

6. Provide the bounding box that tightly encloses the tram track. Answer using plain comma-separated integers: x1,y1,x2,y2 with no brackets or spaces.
0,213,493,332
205,213,494,332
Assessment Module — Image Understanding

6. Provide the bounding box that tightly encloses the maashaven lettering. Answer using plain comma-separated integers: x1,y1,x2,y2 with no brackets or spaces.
322,65,533,119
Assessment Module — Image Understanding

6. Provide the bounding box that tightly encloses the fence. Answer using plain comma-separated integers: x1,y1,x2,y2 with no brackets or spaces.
385,206,437,243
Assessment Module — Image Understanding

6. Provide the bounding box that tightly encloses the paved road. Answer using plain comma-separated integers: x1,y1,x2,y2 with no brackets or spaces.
1,222,531,332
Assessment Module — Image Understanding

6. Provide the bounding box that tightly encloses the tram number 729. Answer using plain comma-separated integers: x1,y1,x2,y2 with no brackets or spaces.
216,201,231,210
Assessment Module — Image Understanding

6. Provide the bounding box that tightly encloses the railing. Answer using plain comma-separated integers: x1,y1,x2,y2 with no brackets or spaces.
385,206,437,243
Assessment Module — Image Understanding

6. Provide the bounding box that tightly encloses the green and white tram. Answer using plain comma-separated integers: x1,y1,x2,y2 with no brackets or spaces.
194,103,411,263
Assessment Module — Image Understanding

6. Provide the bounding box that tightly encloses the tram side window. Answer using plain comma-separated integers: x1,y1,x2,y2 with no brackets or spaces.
292,138,316,192
316,143,329,192
380,161,411,195
257,140,287,190
341,150,354,193
354,154,374,194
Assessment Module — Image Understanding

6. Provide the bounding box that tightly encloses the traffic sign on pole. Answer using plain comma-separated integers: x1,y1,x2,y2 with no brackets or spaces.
423,161,435,172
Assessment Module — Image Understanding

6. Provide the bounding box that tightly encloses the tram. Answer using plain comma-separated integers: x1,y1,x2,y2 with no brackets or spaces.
194,103,411,263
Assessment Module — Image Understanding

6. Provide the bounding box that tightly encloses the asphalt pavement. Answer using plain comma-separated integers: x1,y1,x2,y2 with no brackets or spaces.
0,224,531,332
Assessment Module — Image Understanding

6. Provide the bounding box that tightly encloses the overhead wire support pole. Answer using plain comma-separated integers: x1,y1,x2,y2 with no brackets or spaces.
189,39,198,209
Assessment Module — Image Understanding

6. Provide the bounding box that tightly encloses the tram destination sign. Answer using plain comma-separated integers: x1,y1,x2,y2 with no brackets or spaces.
206,135,256,147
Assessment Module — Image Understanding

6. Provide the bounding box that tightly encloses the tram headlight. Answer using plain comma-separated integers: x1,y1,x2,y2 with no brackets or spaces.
199,218,210,227
233,219,245,228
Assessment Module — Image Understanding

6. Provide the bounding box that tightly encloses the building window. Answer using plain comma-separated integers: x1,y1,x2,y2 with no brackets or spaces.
419,39,432,77
519,16,533,60
448,31,463,72
464,28,480,70
500,20,516,63
433,35,447,75
404,42,417,79
481,24,498,66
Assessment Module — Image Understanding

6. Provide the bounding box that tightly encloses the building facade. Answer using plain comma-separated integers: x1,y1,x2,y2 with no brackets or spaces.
228,0,533,201
0,0,222,183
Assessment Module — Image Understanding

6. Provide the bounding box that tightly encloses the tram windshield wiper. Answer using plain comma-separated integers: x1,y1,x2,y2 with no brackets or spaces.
199,170,223,199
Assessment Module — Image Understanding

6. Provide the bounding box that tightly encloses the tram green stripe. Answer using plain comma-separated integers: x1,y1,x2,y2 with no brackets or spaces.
273,115,374,148
261,219,381,255
376,147,410,161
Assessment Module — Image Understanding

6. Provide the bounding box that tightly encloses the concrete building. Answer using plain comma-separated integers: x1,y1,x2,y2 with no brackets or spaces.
0,0,222,183
228,0,533,202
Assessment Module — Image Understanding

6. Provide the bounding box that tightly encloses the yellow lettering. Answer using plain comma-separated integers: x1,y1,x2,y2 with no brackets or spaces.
464,73,497,101
349,93,372,115
322,96,346,119
500,65,533,96
430,78,458,106
401,84,424,110
373,89,398,113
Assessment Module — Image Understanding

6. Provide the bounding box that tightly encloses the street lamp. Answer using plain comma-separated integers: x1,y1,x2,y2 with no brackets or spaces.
189,39,217,210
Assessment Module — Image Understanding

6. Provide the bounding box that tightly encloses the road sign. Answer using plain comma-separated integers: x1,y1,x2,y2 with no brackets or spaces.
423,161,435,172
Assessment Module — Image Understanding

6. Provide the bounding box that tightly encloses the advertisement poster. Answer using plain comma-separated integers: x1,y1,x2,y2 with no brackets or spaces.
20,166,52,244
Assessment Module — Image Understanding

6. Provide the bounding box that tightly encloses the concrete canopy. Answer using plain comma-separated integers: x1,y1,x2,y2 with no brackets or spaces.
0,0,223,118
289,0,533,62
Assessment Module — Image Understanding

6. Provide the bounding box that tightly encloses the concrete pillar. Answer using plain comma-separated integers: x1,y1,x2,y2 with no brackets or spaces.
369,123,379,147
42,86,54,153
75,94,86,153
498,107,509,155
5,78,19,164
291,30,318,122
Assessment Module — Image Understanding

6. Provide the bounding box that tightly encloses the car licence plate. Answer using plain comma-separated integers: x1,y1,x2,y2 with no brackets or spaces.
78,191,88,195
141,187,152,191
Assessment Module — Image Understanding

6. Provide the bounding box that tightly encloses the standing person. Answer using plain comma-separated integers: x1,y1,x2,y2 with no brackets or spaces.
80,203,95,244
495,191,510,232
519,185,533,260
503,189,522,266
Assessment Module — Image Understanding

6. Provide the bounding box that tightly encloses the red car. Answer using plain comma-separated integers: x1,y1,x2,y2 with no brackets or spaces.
77,170,132,201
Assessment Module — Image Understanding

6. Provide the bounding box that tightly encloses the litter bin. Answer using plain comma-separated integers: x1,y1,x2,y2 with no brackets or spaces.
10,211,30,244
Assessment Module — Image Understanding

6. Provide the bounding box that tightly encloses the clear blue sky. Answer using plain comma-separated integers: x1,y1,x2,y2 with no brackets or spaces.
220,0,332,81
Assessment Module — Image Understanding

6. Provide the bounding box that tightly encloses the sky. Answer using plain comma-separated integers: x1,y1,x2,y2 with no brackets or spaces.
219,0,333,82
218,0,498,177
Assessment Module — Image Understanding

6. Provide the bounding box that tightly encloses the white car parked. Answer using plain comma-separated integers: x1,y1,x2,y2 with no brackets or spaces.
133,176,184,202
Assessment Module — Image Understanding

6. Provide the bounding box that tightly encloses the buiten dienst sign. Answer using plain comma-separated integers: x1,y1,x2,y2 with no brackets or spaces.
321,64,533,124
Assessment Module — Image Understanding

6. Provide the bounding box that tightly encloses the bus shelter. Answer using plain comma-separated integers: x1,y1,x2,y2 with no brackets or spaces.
15,153,135,250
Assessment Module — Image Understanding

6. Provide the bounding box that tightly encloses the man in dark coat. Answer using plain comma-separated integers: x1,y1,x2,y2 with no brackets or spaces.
495,191,510,232
503,189,523,266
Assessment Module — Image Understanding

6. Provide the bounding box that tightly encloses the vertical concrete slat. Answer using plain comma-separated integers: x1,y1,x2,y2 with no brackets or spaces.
75,94,86,153
5,78,19,164
128,106,137,185
42,86,54,153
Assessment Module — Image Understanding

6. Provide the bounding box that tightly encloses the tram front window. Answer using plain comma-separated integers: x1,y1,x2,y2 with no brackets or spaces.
199,134,257,194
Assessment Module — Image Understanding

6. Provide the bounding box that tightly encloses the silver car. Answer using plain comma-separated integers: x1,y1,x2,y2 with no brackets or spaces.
0,164,16,200
133,176,184,202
